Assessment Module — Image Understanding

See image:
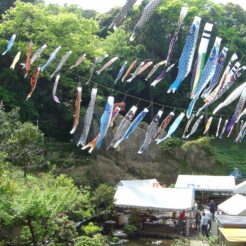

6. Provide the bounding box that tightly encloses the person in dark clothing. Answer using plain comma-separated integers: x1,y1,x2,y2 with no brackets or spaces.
208,200,216,220
195,211,201,231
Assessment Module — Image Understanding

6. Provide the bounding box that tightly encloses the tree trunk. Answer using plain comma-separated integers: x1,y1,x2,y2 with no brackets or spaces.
24,163,27,178
27,217,37,246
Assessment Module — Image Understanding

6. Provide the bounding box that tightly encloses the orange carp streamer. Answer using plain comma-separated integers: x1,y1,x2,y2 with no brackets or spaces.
26,66,40,100
70,86,82,134
24,42,33,78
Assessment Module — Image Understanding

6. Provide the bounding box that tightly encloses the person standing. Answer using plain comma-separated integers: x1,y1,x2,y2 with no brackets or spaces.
178,210,186,235
201,212,209,238
204,207,212,233
195,211,201,231
208,199,216,220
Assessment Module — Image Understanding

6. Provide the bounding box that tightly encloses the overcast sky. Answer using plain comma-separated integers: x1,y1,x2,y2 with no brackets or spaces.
44,0,246,13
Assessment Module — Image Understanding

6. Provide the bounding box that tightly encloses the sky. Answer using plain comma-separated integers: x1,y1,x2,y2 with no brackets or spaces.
43,0,246,12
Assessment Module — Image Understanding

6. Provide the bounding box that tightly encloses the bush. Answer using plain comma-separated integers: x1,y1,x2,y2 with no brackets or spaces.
91,184,115,212
83,222,102,237
111,236,119,243
209,236,218,246
75,234,108,246
182,137,215,155
128,209,141,229
160,137,183,152
124,224,137,235
52,215,78,243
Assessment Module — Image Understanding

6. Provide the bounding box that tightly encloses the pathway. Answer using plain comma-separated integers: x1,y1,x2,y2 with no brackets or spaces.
189,220,217,246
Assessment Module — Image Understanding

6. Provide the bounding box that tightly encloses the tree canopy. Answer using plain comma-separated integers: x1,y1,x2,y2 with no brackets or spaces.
0,0,245,139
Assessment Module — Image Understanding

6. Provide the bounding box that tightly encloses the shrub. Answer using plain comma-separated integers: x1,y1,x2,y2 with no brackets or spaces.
128,209,141,229
111,236,119,243
83,222,102,237
182,137,215,155
160,137,183,152
124,224,137,235
91,184,114,212
209,236,218,246
75,234,108,246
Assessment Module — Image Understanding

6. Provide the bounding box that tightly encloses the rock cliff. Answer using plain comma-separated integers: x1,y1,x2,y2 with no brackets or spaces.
64,107,223,186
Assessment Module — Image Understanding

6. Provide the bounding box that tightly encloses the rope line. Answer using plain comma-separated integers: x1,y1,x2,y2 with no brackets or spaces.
64,69,231,118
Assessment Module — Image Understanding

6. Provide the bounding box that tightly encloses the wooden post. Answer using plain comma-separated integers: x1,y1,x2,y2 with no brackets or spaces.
185,213,190,236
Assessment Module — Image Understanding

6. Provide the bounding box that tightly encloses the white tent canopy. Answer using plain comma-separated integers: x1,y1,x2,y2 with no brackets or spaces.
114,179,195,211
218,194,246,216
175,175,235,192
235,180,246,194
117,179,160,188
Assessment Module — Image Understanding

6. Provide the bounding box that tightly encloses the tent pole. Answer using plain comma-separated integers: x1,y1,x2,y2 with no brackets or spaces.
202,191,204,206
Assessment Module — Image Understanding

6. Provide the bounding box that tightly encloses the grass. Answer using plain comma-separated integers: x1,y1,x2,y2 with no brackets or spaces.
212,138,246,175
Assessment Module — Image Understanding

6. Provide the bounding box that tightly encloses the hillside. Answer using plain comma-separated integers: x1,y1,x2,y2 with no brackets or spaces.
46,114,246,186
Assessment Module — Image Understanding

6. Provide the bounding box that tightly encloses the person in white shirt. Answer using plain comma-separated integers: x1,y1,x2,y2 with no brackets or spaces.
204,207,212,232
201,212,209,238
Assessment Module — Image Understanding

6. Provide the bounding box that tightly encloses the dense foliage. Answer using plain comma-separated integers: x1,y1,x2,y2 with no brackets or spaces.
0,0,245,140
0,109,114,245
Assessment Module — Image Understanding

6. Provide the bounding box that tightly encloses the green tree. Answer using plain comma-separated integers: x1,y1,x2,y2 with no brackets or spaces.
12,174,83,245
0,170,17,226
0,1,101,140
99,0,246,121
0,0,43,15
91,184,115,212
0,108,46,177
3,121,45,178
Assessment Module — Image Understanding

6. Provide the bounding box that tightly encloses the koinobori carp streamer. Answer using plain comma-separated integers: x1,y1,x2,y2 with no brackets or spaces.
156,112,185,144
115,61,128,83
113,108,149,148
24,41,33,78
10,51,21,70
110,0,137,30
26,67,40,100
190,23,213,97
138,109,163,154
185,115,204,139
2,34,16,56
78,88,98,147
70,53,86,69
70,85,82,134
108,105,138,148
82,96,114,153
40,46,61,72
167,17,201,93
50,50,72,79
213,82,246,115
96,57,118,75
186,37,221,118
151,7,188,87
52,74,61,103
130,0,163,41
201,47,228,99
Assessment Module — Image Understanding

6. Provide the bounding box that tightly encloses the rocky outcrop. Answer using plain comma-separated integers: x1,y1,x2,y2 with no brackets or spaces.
65,108,221,186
